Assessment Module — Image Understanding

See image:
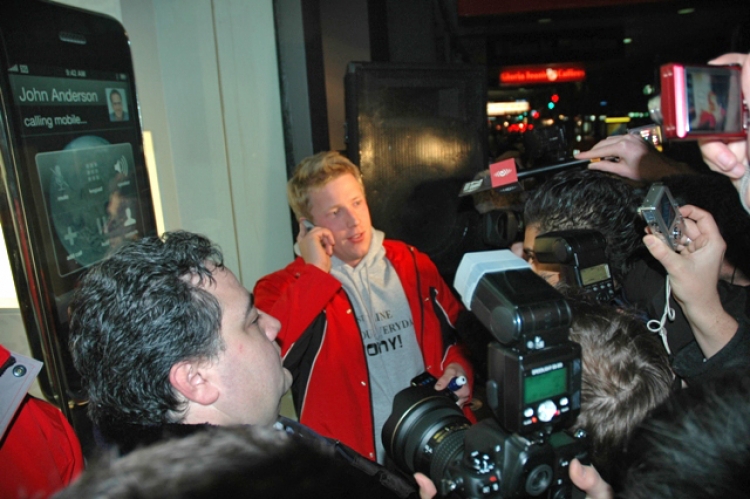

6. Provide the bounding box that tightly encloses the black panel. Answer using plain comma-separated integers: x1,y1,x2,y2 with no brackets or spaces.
345,62,488,280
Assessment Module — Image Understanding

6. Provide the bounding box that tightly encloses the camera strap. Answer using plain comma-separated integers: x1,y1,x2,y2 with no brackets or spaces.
646,274,674,355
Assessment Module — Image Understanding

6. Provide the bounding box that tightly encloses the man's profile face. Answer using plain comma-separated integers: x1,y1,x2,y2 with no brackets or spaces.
523,224,560,286
308,173,373,267
110,92,124,120
200,266,292,426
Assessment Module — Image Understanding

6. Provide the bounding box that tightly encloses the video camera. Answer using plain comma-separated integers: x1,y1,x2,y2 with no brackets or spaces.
382,251,588,498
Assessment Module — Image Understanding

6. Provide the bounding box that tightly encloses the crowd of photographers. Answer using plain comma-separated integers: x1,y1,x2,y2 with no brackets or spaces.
3,52,750,498
554,52,750,498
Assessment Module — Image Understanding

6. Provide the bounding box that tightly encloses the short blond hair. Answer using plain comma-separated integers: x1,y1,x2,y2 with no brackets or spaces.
287,151,365,221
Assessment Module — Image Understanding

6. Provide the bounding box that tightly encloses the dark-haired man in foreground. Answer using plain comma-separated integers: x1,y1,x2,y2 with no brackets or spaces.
68,231,417,497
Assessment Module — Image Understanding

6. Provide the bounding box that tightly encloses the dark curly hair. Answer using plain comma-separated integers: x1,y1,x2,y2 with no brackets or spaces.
523,169,645,283
69,231,225,438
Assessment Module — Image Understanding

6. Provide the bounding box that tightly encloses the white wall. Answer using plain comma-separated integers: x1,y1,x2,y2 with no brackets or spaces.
65,0,293,286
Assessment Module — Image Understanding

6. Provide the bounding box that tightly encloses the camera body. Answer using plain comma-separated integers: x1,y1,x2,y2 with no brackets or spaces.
533,229,615,303
383,251,588,498
652,63,747,140
442,418,586,499
486,341,581,436
384,386,587,499
638,183,684,250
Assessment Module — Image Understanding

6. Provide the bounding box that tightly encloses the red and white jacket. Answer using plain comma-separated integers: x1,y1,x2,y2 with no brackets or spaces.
255,239,475,461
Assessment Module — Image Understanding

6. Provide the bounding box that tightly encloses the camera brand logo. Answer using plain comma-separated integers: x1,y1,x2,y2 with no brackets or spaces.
490,158,518,188
531,361,564,376
494,168,512,177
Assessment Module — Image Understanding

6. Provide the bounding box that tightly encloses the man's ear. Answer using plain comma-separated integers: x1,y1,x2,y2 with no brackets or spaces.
169,361,220,406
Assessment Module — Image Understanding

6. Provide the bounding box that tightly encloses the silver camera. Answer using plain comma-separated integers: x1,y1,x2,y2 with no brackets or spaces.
638,183,684,250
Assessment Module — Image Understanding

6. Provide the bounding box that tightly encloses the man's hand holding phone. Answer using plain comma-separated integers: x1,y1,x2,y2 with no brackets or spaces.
298,219,335,273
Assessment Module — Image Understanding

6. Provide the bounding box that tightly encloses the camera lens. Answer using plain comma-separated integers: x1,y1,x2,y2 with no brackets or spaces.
382,386,470,483
482,209,525,248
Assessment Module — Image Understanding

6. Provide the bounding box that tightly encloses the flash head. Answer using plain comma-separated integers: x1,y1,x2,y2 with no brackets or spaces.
454,250,572,351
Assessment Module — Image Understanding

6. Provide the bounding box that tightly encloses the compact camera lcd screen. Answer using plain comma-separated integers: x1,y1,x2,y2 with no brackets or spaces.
685,66,744,134
579,264,611,286
524,366,568,404
659,191,676,227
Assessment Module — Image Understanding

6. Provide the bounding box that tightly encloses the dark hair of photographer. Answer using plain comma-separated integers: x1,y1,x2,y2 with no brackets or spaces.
566,299,673,484
616,369,750,499
523,169,645,285
68,231,225,439
53,424,395,499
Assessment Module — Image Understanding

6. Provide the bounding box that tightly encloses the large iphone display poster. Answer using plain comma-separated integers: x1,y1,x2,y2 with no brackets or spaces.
2,63,156,397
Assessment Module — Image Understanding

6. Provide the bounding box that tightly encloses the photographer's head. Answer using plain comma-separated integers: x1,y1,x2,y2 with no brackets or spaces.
567,300,673,482
617,369,750,499
523,169,644,285
54,424,388,499
69,231,291,440
288,151,373,267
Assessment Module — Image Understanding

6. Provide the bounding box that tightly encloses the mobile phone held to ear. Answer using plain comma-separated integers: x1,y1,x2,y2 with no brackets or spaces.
638,183,684,250
301,219,315,231
0,0,157,418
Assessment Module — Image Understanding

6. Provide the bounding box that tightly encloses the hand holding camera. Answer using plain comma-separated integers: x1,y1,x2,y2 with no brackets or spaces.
433,364,471,407
638,183,686,251
383,252,587,499
643,204,737,358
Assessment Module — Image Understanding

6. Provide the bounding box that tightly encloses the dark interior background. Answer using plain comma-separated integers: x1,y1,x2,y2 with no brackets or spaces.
274,0,750,281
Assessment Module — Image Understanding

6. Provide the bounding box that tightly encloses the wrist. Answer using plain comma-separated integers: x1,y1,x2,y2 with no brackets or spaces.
682,302,738,359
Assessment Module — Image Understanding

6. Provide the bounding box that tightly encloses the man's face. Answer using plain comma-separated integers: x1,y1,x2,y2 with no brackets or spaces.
308,173,372,267
201,266,292,426
110,93,124,119
523,224,560,286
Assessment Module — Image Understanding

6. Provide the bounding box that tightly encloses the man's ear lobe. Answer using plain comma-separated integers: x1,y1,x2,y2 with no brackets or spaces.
169,361,219,406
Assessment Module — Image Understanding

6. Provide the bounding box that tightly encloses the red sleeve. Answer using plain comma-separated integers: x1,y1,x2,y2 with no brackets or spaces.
254,261,341,354
0,396,85,498
412,248,476,408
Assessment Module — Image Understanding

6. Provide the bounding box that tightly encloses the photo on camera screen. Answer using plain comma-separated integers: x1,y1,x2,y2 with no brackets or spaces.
659,190,677,228
686,66,743,133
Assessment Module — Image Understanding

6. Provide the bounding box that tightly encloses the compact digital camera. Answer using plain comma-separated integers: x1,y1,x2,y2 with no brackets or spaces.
638,183,684,250
383,251,588,499
649,63,747,140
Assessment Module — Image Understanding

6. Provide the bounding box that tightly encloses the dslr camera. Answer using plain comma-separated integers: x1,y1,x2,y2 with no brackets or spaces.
383,251,587,498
